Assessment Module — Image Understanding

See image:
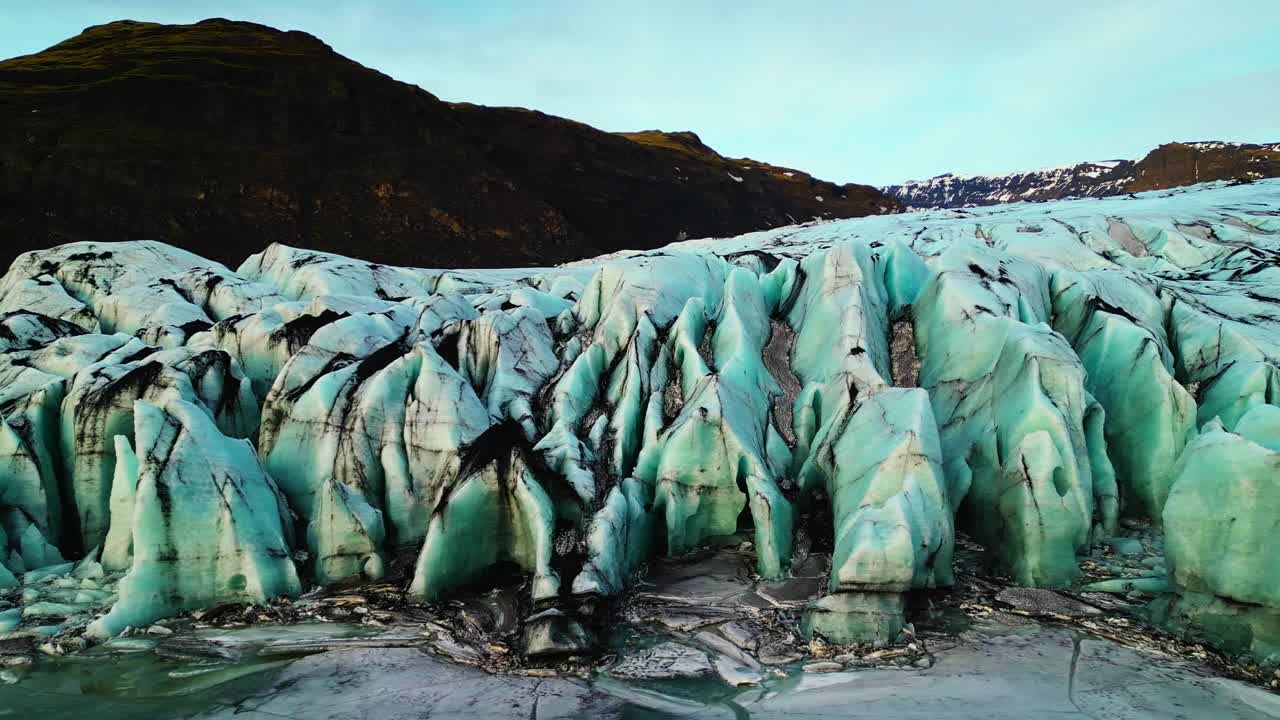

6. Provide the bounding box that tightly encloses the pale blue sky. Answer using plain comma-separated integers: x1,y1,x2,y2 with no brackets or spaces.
4,1,1278,185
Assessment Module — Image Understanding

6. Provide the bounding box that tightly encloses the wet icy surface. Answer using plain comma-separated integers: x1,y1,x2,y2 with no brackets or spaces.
4,614,1278,719
2,542,1278,718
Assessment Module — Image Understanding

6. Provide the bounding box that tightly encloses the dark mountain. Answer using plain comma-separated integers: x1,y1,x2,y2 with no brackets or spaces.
883,142,1280,210
1128,142,1280,192
0,19,895,272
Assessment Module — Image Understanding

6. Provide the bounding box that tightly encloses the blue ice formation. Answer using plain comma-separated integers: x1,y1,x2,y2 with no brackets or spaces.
1,180,1278,656
87,397,299,638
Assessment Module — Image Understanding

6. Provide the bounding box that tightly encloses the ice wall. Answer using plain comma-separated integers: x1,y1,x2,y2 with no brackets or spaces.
87,397,299,638
913,245,1114,587
1,179,1278,658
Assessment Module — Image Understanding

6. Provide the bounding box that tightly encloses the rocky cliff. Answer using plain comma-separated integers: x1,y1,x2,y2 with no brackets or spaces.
1129,141,1280,192
0,19,893,273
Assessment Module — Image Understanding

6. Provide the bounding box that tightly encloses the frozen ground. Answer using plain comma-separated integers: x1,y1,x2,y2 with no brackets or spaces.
4,548,1278,720
194,627,1280,720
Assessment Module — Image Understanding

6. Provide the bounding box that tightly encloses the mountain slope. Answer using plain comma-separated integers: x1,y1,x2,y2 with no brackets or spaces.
883,142,1280,209
1129,141,1280,192
0,18,894,272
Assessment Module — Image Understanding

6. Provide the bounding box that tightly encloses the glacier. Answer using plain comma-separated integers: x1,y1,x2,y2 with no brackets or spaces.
0,179,1278,665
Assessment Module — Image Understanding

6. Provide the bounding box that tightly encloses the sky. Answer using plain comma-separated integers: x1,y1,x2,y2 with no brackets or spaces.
3,1,1279,186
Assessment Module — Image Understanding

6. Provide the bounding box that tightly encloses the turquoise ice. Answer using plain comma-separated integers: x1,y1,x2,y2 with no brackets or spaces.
0,179,1276,662
87,398,299,638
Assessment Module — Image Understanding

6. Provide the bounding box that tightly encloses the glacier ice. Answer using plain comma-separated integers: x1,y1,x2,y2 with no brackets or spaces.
913,245,1114,586
1049,270,1195,520
1,179,1278,660
796,386,953,642
87,397,299,639
1156,409,1280,663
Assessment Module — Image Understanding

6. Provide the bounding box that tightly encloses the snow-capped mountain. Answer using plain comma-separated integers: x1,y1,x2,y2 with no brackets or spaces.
883,160,1134,210
884,141,1280,209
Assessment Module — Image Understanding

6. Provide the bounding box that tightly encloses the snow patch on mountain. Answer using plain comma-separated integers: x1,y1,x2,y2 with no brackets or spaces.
884,140,1280,210
884,160,1134,210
